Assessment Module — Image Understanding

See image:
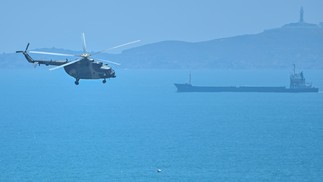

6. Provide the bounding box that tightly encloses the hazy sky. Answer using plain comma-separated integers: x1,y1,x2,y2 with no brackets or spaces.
1,0,322,53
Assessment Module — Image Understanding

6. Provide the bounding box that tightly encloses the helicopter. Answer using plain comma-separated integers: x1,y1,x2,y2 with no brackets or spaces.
16,33,140,85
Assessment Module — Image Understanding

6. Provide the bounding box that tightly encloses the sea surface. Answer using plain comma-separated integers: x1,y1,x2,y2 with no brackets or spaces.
0,69,323,181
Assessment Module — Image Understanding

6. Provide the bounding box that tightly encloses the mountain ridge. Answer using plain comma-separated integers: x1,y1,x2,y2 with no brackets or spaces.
1,21,323,69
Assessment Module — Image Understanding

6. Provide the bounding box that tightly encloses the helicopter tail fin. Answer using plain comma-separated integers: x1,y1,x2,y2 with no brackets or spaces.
16,43,36,63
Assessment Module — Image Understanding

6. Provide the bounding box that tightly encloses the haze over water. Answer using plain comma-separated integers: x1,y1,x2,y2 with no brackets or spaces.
0,69,322,181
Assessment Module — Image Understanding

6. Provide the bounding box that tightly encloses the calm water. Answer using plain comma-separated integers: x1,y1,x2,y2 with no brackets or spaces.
0,69,323,181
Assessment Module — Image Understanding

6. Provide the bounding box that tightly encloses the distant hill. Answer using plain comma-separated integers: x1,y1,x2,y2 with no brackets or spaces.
106,22,323,69
2,21,323,69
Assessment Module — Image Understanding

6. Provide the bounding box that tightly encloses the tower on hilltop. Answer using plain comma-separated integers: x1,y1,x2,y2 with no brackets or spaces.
299,7,304,23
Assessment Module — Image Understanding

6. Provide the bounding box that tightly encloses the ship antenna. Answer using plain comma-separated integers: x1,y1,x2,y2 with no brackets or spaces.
189,71,191,85
293,64,296,74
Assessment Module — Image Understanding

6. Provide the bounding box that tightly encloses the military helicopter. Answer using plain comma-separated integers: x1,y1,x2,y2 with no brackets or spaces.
16,33,140,85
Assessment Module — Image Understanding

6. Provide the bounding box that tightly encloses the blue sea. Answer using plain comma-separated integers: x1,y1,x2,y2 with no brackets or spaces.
1,69,323,181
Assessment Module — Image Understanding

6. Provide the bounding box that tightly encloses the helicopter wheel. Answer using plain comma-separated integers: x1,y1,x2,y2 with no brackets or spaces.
102,79,107,84
75,79,80,85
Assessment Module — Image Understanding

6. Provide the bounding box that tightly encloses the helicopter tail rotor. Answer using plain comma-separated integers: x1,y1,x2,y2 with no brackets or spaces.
16,43,30,54
16,43,37,64
25,43,30,52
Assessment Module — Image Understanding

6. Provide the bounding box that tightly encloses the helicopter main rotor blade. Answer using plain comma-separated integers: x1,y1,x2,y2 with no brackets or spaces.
29,51,76,57
49,58,83,71
96,58,121,66
92,40,141,56
82,33,87,53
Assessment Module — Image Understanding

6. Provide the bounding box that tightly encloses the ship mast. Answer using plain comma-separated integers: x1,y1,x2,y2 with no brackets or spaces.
189,72,191,84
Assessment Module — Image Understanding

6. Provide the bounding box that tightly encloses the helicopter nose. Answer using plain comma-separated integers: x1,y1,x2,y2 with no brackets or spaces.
111,69,116,78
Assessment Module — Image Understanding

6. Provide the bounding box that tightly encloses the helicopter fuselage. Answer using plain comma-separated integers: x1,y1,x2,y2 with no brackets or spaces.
64,58,116,80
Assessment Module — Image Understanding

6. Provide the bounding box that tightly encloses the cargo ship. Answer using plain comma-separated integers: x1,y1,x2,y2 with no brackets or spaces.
174,66,319,93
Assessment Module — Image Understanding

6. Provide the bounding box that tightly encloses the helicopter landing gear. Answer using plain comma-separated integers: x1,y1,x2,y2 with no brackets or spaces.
75,79,80,85
102,79,107,84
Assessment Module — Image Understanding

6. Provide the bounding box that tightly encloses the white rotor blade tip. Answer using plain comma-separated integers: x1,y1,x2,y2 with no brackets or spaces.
29,51,75,57
49,58,82,71
82,33,87,53
92,40,141,55
109,40,141,50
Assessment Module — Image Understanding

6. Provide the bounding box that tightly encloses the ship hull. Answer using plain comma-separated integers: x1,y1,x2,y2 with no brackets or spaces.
174,83,319,93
